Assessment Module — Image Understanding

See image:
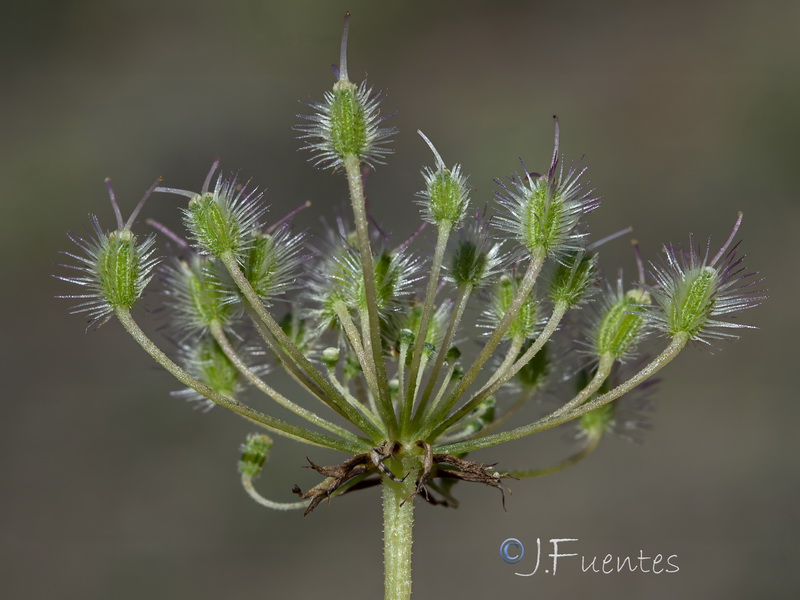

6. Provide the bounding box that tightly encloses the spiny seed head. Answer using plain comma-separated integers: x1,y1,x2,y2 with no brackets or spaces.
480,274,539,341
177,174,266,258
58,180,160,326
309,241,420,330
161,255,231,338
594,281,651,360
232,226,306,306
416,131,470,227
549,250,598,308
239,433,273,478
647,214,763,343
296,17,395,171
447,209,506,289
172,336,242,410
495,120,599,259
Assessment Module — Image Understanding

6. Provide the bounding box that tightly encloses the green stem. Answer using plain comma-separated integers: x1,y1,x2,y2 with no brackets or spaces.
241,475,309,511
114,308,366,454
435,333,689,455
382,474,416,600
438,302,569,439
506,434,601,478
209,321,363,444
413,283,472,428
325,365,385,431
419,253,545,440
402,222,452,433
219,252,385,442
343,154,397,437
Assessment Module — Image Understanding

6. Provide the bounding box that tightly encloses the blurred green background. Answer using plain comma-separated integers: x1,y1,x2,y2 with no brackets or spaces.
2,1,798,598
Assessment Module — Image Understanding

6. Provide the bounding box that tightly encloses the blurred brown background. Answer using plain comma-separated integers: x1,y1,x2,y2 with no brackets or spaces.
1,1,798,598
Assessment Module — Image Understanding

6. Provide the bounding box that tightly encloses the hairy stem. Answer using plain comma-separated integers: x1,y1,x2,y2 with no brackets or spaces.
413,283,472,427
506,434,601,478
436,302,568,438
344,154,397,436
383,472,416,600
114,308,366,454
435,333,689,455
209,321,363,444
402,222,451,434
220,252,384,442
241,475,309,511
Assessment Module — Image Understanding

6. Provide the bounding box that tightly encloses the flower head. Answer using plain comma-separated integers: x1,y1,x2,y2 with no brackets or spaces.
495,117,599,260
647,213,763,344
296,14,395,170
57,178,161,326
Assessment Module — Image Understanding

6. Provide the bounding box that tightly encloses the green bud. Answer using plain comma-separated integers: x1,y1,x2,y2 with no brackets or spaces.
239,433,273,478
321,347,341,367
423,342,436,360
417,131,470,227
445,346,462,363
182,176,263,258
595,288,651,359
186,193,243,256
398,328,415,348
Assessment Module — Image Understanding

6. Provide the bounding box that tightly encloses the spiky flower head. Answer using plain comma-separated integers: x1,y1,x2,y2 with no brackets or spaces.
447,208,506,289
58,178,161,326
647,213,763,344
172,336,243,410
495,118,599,260
160,255,232,339
296,13,395,170
224,224,306,306
593,273,652,361
157,162,266,260
308,230,420,330
415,131,470,227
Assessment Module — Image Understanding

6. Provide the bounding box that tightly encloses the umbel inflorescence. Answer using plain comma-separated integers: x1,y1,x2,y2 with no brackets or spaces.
57,14,762,600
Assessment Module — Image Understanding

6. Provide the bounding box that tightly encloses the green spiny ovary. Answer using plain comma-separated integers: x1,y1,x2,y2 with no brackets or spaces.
670,266,717,337
188,193,241,256
596,289,651,358
329,82,368,159
523,178,563,254
99,230,141,309
427,169,464,224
